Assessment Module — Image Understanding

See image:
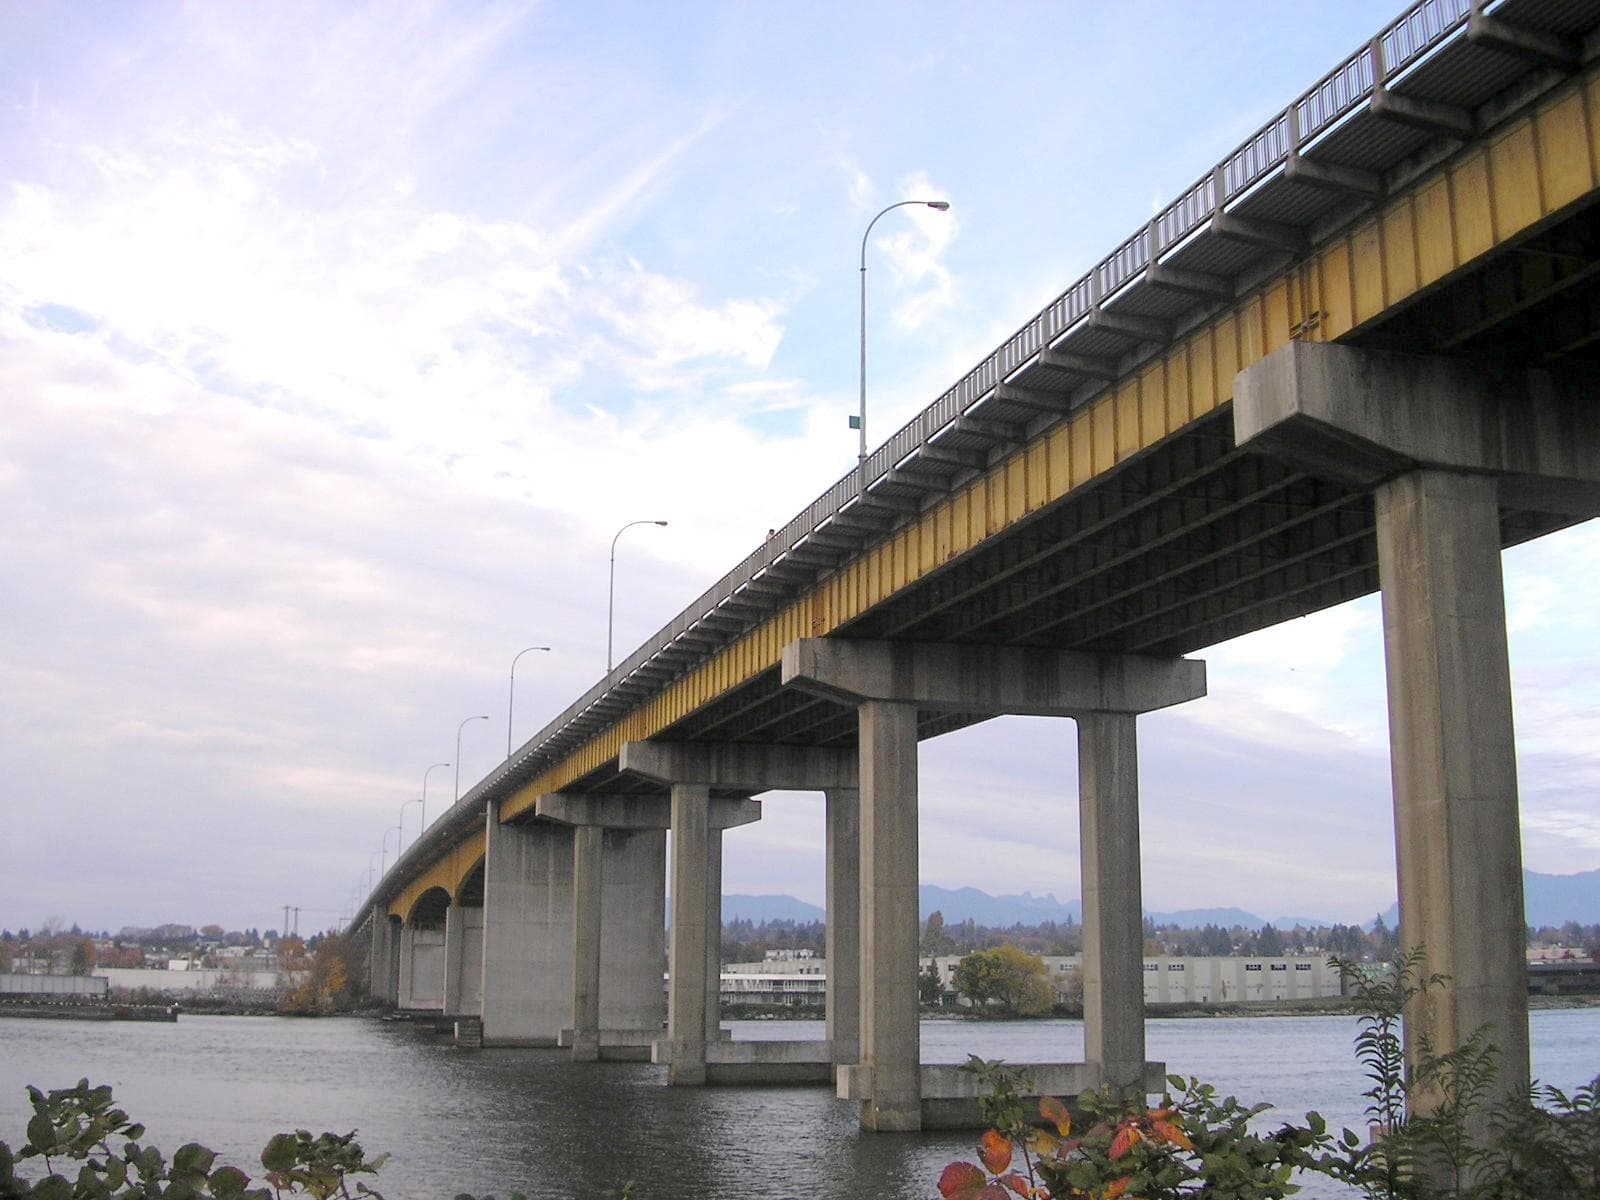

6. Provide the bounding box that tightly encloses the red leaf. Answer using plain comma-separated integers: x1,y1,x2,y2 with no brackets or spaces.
1103,1178,1132,1199
1108,1123,1142,1162
979,1129,1014,1174
939,1161,990,1200
1039,1095,1072,1136
998,1171,1033,1197
1152,1118,1193,1152
976,1186,1014,1200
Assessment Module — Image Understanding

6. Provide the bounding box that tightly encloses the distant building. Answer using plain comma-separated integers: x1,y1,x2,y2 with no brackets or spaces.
921,953,1344,1006
721,953,827,1006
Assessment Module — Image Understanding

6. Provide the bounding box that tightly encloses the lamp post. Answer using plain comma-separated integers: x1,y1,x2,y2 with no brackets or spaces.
858,199,951,495
380,825,400,878
508,645,551,757
454,716,489,804
368,850,382,893
607,519,668,673
399,797,422,856
421,761,449,839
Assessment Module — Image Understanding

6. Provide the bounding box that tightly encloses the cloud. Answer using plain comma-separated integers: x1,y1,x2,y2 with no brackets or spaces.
877,173,958,332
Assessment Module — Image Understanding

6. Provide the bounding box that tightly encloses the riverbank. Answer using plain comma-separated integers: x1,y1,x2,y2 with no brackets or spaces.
0,1000,176,1022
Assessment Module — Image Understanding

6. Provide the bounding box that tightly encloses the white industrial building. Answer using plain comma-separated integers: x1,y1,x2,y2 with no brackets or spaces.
921,953,1345,1006
721,949,827,1006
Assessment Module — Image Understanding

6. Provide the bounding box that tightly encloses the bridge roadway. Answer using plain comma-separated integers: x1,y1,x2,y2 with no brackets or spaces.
352,0,1600,1132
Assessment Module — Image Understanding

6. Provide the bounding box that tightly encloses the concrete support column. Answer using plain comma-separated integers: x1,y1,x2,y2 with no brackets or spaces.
442,902,466,1015
396,924,416,1008
704,824,724,1044
384,918,401,1004
599,828,667,1038
479,806,574,1046
666,782,711,1085
1231,340,1600,1118
369,916,400,1004
1077,712,1146,1099
1376,469,1529,1110
859,699,922,1132
571,826,604,1061
783,638,1204,1131
825,787,861,1070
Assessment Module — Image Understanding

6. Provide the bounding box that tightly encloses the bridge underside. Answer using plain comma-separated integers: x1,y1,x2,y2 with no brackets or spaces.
549,193,1598,798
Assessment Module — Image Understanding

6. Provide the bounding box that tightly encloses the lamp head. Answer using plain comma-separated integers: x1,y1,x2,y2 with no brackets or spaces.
927,201,951,211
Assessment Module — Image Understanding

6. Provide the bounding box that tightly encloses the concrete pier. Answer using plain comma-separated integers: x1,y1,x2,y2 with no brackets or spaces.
598,827,667,1056
478,803,573,1046
1235,339,1600,1114
620,739,854,1085
784,637,1204,1130
825,786,860,1074
857,699,922,1131
535,793,675,1061
1079,712,1145,1099
666,782,712,1085
369,915,401,1004
571,826,603,1060
1378,469,1528,1110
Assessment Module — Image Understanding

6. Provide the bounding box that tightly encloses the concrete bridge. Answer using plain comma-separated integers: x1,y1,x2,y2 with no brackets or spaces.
351,0,1600,1132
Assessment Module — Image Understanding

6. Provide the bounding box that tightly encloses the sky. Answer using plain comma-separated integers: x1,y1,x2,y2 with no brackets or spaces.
2,1,1597,936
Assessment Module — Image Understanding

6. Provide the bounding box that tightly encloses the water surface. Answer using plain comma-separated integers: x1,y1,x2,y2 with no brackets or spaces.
1,1009,1594,1199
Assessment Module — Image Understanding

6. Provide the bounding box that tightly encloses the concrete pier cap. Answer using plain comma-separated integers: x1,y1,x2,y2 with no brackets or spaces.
534,790,760,831
619,740,857,792
1233,339,1600,514
780,638,1206,716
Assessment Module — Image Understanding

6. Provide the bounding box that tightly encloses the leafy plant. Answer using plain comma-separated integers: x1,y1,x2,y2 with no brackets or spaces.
940,952,1600,1200
939,1059,1337,1200
0,1078,392,1200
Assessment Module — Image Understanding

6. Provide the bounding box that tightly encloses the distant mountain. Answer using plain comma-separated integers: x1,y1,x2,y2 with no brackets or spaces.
722,894,825,923
718,867,1600,933
1147,906,1274,929
1376,869,1600,932
920,885,1079,926
1525,868,1600,927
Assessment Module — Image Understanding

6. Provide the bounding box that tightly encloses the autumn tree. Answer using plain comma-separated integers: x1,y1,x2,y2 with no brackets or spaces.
953,945,1055,1016
278,935,352,1015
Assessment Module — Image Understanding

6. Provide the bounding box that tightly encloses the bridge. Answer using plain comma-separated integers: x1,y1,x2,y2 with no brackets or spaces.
350,0,1600,1132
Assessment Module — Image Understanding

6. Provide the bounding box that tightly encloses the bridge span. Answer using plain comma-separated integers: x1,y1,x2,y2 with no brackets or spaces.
352,0,1600,1132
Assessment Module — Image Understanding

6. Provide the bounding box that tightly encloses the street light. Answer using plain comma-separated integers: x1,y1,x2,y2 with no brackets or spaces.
368,850,382,893
454,715,489,804
380,825,400,878
421,761,449,839
399,797,422,855
858,199,951,495
607,519,668,673
508,645,552,757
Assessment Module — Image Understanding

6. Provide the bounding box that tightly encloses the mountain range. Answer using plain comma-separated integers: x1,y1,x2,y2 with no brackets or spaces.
722,868,1600,930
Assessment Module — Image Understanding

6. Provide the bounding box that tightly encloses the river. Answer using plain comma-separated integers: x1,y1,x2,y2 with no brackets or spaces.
2,1009,1596,1199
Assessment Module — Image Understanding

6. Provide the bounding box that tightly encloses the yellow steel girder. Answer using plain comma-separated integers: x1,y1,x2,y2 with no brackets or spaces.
496,67,1600,824
388,827,485,922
